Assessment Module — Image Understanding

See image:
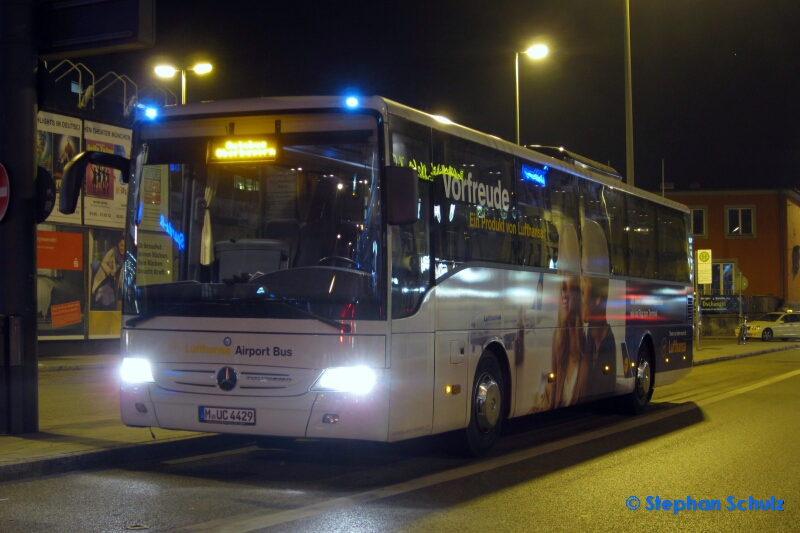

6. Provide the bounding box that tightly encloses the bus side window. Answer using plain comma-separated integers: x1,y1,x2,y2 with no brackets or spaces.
627,196,658,278
515,158,547,267
657,205,690,282
431,131,516,273
580,180,628,276
543,170,581,271
390,114,432,318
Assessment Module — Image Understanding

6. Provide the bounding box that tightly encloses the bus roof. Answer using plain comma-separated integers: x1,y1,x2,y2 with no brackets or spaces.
149,95,689,214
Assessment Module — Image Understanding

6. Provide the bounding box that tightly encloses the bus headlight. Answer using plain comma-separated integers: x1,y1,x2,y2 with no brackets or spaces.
120,358,155,383
310,366,377,395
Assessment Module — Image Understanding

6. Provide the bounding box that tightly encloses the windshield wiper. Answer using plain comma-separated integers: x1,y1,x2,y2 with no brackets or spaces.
125,302,226,328
268,299,352,333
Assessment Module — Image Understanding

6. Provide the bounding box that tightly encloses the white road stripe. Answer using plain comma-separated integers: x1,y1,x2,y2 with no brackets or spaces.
162,445,261,465
172,368,800,532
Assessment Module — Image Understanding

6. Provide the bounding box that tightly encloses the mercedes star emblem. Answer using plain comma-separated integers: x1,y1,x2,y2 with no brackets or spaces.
216,366,238,391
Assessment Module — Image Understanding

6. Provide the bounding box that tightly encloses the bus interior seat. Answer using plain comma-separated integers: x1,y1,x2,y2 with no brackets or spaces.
264,219,301,267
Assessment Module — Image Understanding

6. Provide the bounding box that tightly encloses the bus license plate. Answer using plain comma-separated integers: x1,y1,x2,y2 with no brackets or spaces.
199,406,256,426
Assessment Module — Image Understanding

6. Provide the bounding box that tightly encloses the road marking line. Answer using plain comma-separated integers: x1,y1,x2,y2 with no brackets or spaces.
694,368,800,407
162,445,260,465
173,368,800,532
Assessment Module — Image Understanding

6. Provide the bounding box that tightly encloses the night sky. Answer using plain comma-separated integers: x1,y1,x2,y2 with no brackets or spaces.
75,0,800,192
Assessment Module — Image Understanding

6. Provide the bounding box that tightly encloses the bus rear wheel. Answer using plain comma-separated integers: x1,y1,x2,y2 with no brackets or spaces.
619,344,653,415
463,351,505,456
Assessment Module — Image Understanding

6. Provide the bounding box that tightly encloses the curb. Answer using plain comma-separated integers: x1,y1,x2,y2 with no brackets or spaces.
0,434,251,484
693,343,800,366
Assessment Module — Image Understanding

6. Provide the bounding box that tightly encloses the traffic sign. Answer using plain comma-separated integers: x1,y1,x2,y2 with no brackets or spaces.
697,249,712,284
0,163,9,223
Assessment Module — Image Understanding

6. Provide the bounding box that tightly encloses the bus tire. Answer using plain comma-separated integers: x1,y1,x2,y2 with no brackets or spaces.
463,351,506,456
620,344,653,415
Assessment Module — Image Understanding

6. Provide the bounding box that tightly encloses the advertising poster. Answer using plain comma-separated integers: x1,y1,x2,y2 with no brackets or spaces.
137,232,175,286
37,111,82,224
83,121,132,228
139,165,170,232
36,225,86,339
88,227,126,338
625,280,692,370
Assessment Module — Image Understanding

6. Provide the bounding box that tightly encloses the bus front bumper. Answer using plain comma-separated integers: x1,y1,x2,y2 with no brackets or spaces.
120,381,390,442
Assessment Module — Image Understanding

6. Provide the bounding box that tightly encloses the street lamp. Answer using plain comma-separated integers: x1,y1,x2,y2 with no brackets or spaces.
154,62,213,105
515,44,549,145
623,0,634,186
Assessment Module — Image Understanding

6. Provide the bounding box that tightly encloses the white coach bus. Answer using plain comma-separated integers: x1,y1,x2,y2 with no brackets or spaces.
60,95,693,455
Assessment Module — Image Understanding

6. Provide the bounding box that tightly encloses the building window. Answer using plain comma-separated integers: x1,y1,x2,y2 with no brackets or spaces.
710,262,735,294
691,207,707,238
726,206,755,237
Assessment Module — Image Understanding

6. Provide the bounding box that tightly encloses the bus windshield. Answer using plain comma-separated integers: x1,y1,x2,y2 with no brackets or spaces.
123,112,384,322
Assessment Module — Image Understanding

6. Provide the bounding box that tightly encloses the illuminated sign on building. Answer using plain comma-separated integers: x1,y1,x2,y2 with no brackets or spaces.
207,139,278,163
159,214,185,250
521,164,548,186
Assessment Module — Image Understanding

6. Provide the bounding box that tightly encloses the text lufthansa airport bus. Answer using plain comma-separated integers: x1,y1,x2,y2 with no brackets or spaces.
60,95,693,455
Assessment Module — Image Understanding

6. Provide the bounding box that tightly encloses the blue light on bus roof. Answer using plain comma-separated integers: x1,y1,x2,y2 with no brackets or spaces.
521,164,548,186
345,97,359,108
145,107,158,119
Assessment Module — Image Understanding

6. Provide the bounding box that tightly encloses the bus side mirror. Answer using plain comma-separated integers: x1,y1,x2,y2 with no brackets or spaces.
59,151,130,214
386,166,419,226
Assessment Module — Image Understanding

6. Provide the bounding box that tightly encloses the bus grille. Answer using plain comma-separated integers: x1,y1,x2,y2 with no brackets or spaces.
687,296,694,323
152,363,318,397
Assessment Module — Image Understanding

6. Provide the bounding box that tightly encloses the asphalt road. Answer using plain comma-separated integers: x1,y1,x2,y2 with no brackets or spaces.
1,350,798,532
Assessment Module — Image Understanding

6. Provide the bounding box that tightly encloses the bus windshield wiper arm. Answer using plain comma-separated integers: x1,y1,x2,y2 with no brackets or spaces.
267,299,352,333
126,298,237,328
126,305,181,327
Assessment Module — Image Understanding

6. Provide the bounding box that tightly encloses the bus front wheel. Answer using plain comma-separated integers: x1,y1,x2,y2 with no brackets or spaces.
463,351,506,456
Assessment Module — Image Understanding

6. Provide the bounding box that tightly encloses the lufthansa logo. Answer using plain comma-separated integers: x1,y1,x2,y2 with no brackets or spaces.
216,366,238,391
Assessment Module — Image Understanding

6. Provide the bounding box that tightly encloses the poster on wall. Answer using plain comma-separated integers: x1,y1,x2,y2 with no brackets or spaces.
83,121,132,228
37,111,82,224
37,225,86,339
139,165,170,232
88,227,126,338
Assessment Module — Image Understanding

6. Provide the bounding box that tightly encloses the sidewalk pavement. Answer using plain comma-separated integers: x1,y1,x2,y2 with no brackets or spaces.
1,337,798,483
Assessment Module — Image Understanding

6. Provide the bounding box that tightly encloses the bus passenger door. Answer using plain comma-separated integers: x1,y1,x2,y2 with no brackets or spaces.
387,332,435,442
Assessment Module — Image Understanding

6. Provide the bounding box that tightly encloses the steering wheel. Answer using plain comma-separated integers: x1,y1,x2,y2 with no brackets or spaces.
318,256,359,269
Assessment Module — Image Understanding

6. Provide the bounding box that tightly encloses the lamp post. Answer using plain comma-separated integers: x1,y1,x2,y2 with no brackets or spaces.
154,62,212,105
624,0,634,186
515,44,548,145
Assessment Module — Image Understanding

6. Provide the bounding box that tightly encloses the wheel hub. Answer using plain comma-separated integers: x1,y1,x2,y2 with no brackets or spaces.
636,359,651,398
474,373,501,431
